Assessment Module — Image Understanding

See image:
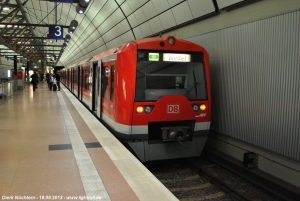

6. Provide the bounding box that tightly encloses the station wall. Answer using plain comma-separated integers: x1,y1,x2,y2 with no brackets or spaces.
163,0,300,187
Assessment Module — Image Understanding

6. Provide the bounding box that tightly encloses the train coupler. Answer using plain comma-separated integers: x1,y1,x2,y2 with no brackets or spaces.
161,126,191,141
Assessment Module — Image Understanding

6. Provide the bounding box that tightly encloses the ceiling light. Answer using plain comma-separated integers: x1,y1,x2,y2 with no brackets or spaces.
76,0,90,14
68,20,78,34
62,43,67,49
64,34,71,42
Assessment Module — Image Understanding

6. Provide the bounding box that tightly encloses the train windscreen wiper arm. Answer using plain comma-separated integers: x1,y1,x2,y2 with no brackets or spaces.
184,70,198,97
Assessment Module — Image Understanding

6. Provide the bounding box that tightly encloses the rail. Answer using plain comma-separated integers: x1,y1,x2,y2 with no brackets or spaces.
0,80,14,103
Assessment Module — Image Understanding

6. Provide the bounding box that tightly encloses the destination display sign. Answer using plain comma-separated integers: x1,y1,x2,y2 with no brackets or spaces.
149,53,159,61
163,53,191,62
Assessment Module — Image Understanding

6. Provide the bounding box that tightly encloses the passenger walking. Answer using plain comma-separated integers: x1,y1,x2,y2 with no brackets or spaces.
46,73,50,89
49,73,54,90
30,71,38,91
56,71,61,91
40,73,44,82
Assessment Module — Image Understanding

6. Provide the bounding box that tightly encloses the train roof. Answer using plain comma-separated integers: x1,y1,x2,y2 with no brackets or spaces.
66,36,206,68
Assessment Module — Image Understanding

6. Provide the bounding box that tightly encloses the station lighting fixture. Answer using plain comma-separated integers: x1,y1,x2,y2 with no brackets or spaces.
68,20,78,34
62,43,67,49
76,0,90,14
64,34,71,43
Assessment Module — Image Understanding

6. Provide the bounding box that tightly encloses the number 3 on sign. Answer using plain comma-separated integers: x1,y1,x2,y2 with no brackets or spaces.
49,25,64,40
55,26,62,36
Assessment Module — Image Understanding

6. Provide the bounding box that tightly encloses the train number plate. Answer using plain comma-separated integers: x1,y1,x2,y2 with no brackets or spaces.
167,105,180,114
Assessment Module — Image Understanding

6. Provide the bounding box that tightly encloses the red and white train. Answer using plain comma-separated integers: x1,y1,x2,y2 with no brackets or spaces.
61,36,211,162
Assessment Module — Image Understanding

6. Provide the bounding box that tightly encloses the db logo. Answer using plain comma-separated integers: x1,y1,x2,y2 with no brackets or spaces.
167,104,180,114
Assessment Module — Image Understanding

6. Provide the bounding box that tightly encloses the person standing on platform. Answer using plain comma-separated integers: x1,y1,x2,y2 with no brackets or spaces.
49,73,54,90
30,71,38,91
46,73,50,89
40,72,44,82
56,71,61,91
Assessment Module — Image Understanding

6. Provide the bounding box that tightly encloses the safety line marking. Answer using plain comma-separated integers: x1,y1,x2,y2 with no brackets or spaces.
57,92,111,201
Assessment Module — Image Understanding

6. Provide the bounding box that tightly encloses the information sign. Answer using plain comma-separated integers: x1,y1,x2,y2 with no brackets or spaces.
51,55,57,61
50,0,74,3
49,25,64,40
163,53,191,62
149,53,159,61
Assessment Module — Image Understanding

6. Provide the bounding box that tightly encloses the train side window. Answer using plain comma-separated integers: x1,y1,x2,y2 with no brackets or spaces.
102,66,109,99
110,66,114,102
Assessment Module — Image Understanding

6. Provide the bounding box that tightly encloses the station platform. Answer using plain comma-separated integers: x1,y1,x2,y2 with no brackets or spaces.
0,82,178,201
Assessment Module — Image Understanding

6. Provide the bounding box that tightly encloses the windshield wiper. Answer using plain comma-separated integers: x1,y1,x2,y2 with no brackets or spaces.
184,70,198,97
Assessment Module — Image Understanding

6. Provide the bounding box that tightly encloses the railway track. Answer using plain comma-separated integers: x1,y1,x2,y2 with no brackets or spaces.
145,156,283,201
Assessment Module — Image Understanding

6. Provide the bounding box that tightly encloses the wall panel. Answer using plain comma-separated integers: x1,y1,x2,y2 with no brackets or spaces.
188,11,300,161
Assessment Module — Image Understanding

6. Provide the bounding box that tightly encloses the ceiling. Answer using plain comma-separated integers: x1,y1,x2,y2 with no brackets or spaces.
0,0,247,68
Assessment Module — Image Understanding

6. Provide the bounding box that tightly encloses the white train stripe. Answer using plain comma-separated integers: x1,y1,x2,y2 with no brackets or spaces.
102,113,210,135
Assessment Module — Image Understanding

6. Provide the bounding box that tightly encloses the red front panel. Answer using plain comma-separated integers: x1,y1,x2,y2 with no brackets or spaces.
112,45,137,125
100,37,211,128
132,96,210,125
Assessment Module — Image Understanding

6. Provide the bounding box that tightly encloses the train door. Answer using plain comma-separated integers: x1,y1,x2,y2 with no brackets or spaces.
80,66,83,101
67,69,70,88
77,66,81,98
92,62,97,113
71,68,74,92
96,60,102,119
72,68,75,94
73,67,77,96
100,61,115,121
81,64,93,109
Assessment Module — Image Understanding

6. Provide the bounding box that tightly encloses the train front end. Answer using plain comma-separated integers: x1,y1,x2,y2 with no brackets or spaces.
128,36,211,162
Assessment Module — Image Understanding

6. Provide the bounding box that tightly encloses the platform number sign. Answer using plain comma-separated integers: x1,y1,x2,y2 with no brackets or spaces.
51,55,56,61
49,25,64,40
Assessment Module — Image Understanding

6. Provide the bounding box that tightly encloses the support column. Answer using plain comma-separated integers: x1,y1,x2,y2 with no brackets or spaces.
41,61,44,73
14,56,17,91
27,60,30,84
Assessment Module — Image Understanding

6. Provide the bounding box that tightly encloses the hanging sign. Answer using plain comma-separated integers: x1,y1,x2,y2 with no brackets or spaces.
50,0,74,3
51,55,57,61
49,25,64,40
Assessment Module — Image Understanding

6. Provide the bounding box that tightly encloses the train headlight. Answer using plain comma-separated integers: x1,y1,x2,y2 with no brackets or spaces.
136,105,154,114
192,104,207,112
168,37,175,45
145,106,153,113
136,106,144,114
200,104,206,111
192,105,199,111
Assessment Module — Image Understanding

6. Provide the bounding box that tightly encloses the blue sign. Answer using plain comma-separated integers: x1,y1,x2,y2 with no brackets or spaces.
50,0,74,3
51,55,57,61
49,25,64,40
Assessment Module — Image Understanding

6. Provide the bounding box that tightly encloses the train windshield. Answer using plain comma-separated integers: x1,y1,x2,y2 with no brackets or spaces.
135,51,207,101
